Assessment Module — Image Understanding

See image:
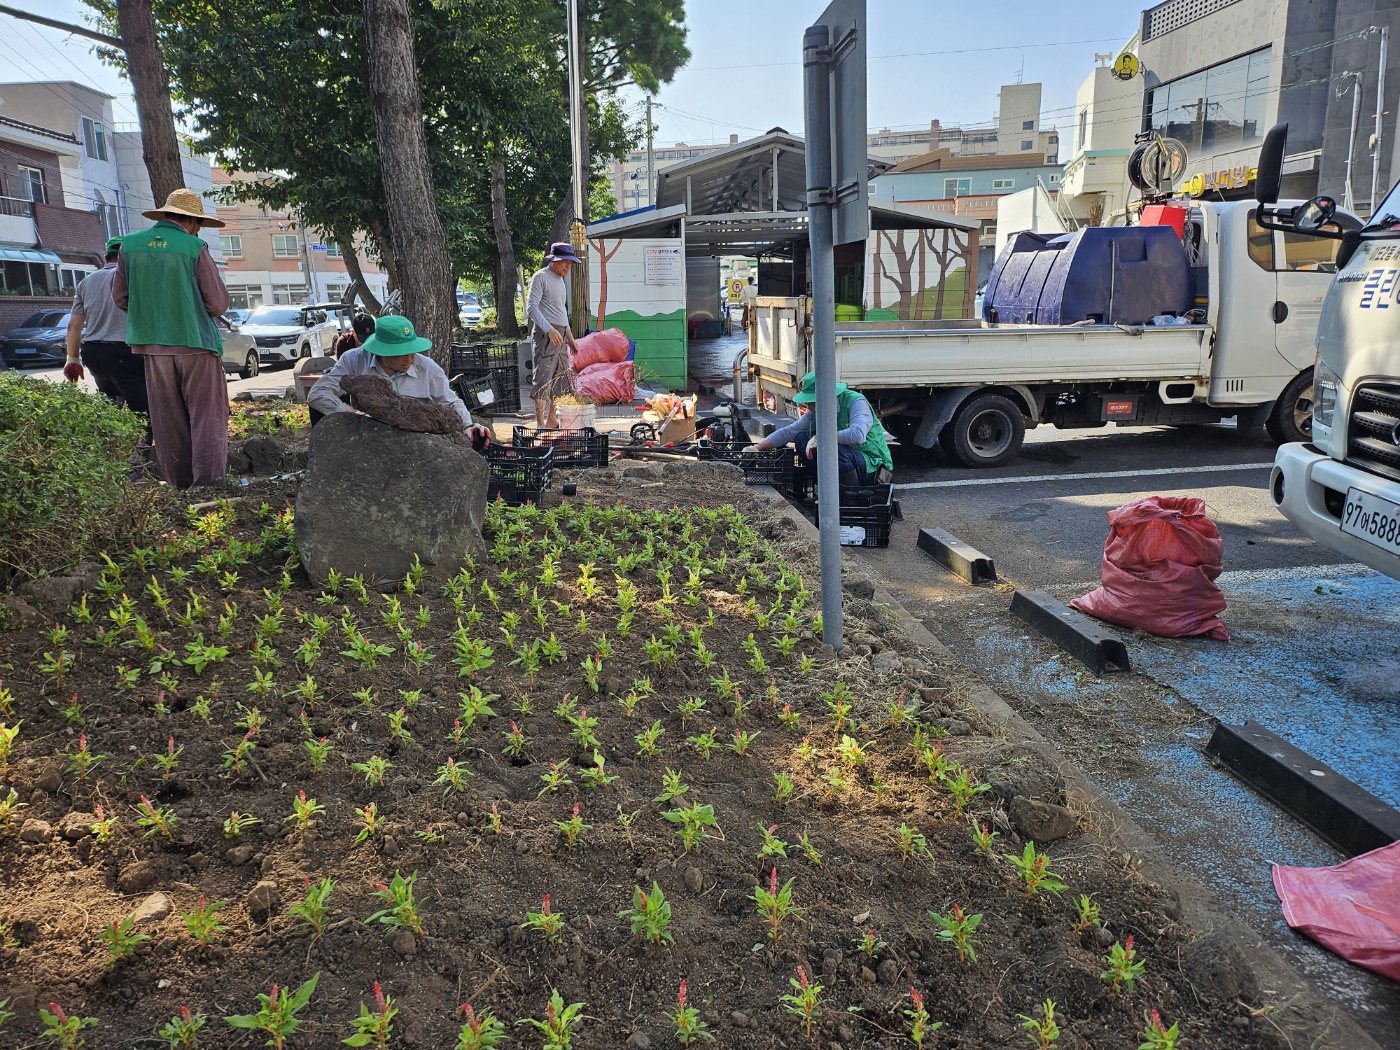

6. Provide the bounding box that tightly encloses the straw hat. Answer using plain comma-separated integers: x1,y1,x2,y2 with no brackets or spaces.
142,188,226,229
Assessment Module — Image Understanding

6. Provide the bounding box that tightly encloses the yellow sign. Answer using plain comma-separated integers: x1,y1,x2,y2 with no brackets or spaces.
1112,52,1140,81
728,278,746,302
1184,165,1257,197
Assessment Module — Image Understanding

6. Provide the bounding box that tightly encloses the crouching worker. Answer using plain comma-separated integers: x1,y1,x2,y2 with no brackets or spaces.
307,315,492,444
753,370,893,486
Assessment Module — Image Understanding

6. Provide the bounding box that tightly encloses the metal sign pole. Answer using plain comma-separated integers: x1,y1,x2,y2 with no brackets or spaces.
803,23,843,650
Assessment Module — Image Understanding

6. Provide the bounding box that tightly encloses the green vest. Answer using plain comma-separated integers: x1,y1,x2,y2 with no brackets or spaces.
835,388,893,475
120,222,223,356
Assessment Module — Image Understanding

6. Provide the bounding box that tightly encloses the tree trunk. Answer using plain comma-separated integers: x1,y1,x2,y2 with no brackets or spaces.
362,0,455,368
336,229,383,315
116,0,186,206
490,157,521,338
364,215,400,294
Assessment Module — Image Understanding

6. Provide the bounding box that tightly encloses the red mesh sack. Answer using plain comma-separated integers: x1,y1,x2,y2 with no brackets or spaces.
571,328,631,370
572,361,635,404
1274,841,1400,983
1069,495,1229,640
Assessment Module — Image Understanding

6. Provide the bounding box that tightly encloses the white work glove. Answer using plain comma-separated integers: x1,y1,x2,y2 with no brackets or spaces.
805,435,817,460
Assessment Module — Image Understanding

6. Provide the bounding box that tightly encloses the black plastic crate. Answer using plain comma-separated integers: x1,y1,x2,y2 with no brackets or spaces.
697,440,795,486
810,484,896,547
450,341,516,375
484,444,553,505
512,425,609,468
785,459,816,502
452,366,521,415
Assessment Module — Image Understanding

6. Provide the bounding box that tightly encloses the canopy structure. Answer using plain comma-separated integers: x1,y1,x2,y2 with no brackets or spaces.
0,246,62,265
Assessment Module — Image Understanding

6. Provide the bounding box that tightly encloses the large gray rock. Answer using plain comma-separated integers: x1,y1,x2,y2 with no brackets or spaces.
295,413,488,586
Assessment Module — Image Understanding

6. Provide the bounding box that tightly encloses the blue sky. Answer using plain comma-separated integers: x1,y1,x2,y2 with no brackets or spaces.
1,0,1142,147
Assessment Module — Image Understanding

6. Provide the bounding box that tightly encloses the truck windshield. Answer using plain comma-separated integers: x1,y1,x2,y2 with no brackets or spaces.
245,307,303,326
1363,181,1400,233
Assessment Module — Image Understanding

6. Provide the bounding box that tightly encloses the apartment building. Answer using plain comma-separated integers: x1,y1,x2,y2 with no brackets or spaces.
212,168,389,309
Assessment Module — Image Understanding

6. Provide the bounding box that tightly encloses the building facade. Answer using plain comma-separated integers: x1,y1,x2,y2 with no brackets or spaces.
212,168,389,309
1058,50,1144,223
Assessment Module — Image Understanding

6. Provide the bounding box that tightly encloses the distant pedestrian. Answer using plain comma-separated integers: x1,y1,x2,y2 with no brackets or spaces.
527,242,580,429
112,188,231,490
333,313,376,358
742,276,758,330
64,236,149,431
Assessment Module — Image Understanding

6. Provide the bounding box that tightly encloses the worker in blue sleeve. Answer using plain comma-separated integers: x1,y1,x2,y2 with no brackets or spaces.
753,370,894,486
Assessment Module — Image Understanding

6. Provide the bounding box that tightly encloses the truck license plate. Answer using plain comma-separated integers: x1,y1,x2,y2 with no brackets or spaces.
1340,488,1400,555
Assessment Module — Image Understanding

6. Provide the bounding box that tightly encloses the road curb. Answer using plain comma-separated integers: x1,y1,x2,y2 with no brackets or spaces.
751,484,1382,1050
916,526,998,585
1207,721,1400,857
1009,589,1131,674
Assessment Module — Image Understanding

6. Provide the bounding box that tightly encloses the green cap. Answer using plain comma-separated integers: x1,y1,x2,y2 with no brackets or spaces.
105,236,123,253
362,315,432,357
791,370,847,404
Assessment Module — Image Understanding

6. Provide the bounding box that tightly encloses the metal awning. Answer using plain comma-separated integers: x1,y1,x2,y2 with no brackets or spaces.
0,246,61,265
870,200,979,232
587,203,686,239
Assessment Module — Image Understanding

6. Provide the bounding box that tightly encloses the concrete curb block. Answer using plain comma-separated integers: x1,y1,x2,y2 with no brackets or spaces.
1208,721,1400,858
1010,588,1131,675
916,526,998,585
749,484,1381,1050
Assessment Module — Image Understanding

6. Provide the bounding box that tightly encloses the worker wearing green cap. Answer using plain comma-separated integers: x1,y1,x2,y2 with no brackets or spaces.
754,371,893,487
308,314,492,442
64,234,149,427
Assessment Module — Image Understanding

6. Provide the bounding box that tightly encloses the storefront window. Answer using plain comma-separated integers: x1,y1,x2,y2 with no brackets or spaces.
1145,47,1271,154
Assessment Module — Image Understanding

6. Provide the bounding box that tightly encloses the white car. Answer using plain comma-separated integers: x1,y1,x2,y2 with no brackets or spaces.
218,315,261,379
239,305,338,365
459,293,481,328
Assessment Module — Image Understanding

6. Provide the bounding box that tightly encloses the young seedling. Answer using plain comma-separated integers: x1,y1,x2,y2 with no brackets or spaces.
751,866,800,944
286,790,326,832
1073,894,1102,934
670,980,712,1046
615,805,641,848
65,734,105,780
653,768,690,804
435,757,473,796
515,989,584,1050
756,823,790,860
1138,1009,1180,1050
537,762,574,798
1009,841,1068,899
40,1002,98,1049
288,877,336,940
483,802,504,836
686,729,718,760
99,915,151,963
182,896,228,949
942,766,991,817
455,1004,507,1050
133,796,177,839
502,721,531,759
772,772,795,804
676,697,707,725
223,810,261,839
0,788,28,836
777,703,800,731
224,974,320,1050
344,982,397,1049
662,801,718,852
354,802,385,846
353,755,393,788
1017,998,1061,1050
567,706,600,750
798,828,823,866
0,721,18,776
778,966,825,1039
521,893,565,944
905,988,942,1049
619,881,674,947
730,728,760,757
635,719,665,758
88,804,117,843
1101,935,1146,996
157,1007,206,1049
580,750,617,789
152,736,183,778
969,819,1000,855
555,802,590,849
852,929,887,960
894,823,933,866
930,903,983,964
304,736,332,774
366,870,424,934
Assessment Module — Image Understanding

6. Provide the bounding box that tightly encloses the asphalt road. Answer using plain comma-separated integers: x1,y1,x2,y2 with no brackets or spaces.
845,420,1400,1045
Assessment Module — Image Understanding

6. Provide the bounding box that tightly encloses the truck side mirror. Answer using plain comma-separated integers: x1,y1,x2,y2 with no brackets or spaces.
1255,123,1288,204
1337,228,1363,269
1295,196,1337,232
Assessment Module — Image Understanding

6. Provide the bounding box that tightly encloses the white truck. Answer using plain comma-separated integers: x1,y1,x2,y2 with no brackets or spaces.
750,198,1353,467
238,304,339,365
1263,128,1400,580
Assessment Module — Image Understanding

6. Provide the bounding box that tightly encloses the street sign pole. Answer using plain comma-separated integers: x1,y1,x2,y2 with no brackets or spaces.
804,0,866,651
803,23,843,650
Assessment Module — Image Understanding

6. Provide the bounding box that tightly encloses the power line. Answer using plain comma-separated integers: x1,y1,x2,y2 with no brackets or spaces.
683,36,1129,72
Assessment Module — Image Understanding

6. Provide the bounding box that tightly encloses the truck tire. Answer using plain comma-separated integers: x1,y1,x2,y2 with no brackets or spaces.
1266,370,1314,444
948,393,1026,468
238,349,259,379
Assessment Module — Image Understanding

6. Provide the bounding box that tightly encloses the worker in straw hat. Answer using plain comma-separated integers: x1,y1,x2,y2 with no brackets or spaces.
112,187,232,489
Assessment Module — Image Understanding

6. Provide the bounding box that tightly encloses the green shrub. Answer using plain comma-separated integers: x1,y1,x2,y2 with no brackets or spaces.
0,373,154,584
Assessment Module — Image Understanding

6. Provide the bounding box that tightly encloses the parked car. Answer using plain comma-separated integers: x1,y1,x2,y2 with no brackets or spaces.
239,304,338,365
1,310,71,368
226,308,251,326
460,301,481,328
218,315,261,379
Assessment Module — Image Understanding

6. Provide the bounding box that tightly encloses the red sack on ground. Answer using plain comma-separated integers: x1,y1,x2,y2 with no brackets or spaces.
1274,840,1400,983
1069,495,1229,640
571,328,631,370
572,361,635,404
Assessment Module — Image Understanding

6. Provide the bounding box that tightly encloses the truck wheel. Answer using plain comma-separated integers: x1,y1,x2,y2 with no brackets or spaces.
948,393,1026,468
1266,370,1314,444
239,350,259,379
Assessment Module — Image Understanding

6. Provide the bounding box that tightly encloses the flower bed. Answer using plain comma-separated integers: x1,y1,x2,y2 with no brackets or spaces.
0,476,1274,1048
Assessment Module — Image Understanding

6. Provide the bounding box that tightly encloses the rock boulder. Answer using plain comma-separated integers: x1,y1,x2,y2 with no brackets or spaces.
295,413,488,586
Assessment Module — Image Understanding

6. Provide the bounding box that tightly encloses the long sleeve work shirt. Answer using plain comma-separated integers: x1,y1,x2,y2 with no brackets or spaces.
527,267,570,333
307,348,474,428
766,395,874,449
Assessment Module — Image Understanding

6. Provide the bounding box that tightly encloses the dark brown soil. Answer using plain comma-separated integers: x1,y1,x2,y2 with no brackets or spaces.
0,465,1278,1049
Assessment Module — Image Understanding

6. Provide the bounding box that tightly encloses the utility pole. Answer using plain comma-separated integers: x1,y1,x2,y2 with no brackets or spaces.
566,0,590,336
646,96,656,208
1371,25,1389,216
1341,71,1362,213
